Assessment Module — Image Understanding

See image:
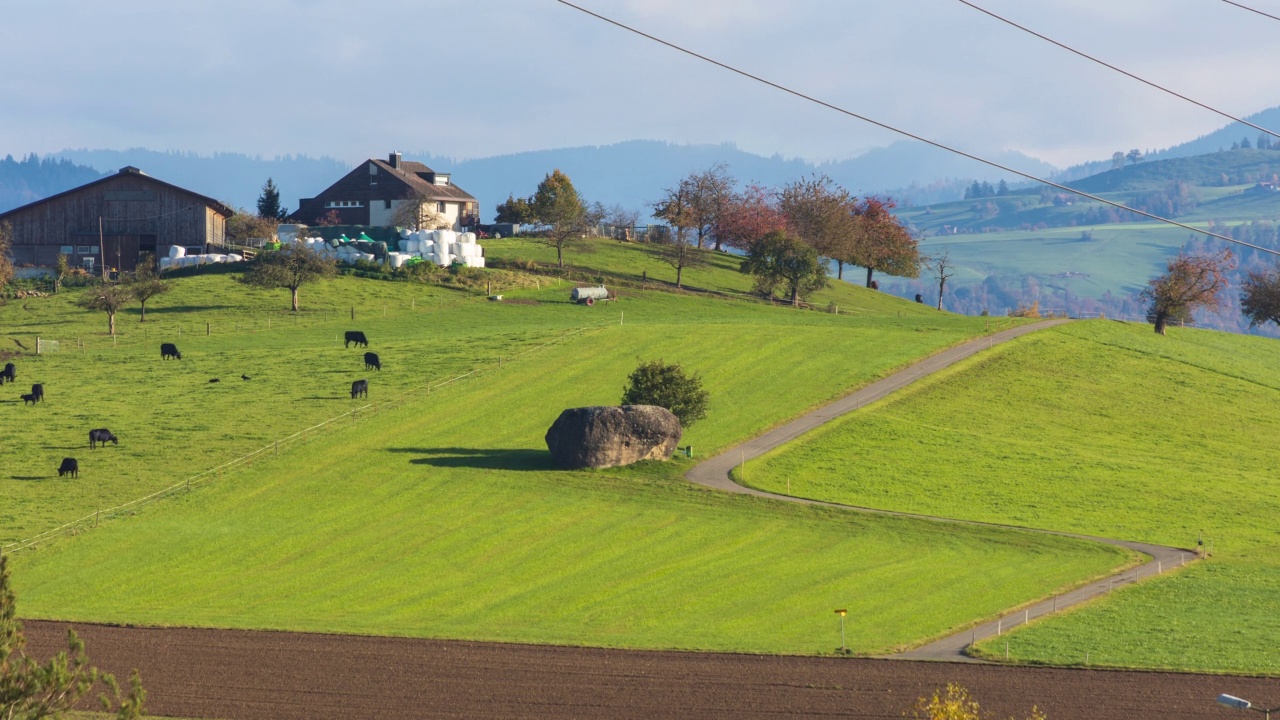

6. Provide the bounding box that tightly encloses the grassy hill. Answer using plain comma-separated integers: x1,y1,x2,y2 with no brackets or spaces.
743,320,1280,673
1,240,1131,657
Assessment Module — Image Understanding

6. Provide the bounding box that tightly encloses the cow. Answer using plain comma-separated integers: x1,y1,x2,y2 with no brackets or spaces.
350,379,368,399
364,352,381,371
20,393,36,405
209,378,220,383
30,383,43,403
344,331,369,348
57,458,79,478
161,343,182,360
0,363,14,385
89,429,118,448
915,294,924,304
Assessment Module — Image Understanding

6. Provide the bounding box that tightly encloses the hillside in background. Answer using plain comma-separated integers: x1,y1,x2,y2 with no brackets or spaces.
0,154,103,213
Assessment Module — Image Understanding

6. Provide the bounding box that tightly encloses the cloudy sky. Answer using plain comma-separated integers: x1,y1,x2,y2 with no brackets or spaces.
3,0,1279,168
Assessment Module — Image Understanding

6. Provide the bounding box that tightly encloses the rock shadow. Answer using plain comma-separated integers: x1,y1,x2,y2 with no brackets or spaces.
387,447,552,472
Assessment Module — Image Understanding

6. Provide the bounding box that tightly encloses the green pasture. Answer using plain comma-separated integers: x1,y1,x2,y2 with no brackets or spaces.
743,319,1280,672
2,244,1130,655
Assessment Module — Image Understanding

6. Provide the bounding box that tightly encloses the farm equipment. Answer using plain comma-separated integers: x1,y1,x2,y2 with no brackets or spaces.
571,286,611,306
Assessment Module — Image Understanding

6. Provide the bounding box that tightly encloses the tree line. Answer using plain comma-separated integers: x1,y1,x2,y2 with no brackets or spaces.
496,164,925,307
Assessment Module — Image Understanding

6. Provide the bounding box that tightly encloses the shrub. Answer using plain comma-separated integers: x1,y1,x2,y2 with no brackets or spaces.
621,360,710,427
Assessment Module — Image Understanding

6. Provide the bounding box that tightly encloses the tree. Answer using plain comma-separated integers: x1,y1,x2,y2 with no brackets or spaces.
226,209,279,246
241,243,337,312
1126,148,1143,165
847,197,921,288
996,179,1009,196
1,552,147,720
314,209,342,227
529,169,595,269
127,252,169,322
1141,249,1234,335
912,683,1045,720
1241,263,1280,329
0,221,13,294
685,163,734,249
716,184,786,252
1111,151,1126,170
621,360,710,427
658,231,708,288
652,180,696,247
53,253,70,293
389,196,450,231
495,194,534,225
779,175,857,278
1241,136,1253,150
78,283,133,335
925,247,956,311
739,230,828,306
601,204,640,230
256,177,287,220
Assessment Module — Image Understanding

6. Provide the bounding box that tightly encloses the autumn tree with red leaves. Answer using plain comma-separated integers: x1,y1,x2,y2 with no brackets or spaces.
1142,249,1234,334
779,175,858,276
848,197,921,288
715,184,786,252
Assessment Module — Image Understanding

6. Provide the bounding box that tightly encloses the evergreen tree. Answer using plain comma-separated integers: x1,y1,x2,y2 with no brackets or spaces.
996,179,1009,196
966,181,982,200
256,177,287,220
979,181,994,198
1241,136,1253,150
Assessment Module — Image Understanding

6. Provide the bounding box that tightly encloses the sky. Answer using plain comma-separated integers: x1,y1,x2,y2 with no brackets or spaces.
3,0,1280,169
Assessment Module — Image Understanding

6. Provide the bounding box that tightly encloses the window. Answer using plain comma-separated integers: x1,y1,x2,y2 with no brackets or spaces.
77,245,97,255
384,200,392,210
325,200,363,209
59,246,74,255
437,201,446,213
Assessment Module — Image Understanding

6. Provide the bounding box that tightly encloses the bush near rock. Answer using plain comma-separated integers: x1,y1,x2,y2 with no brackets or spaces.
545,405,683,469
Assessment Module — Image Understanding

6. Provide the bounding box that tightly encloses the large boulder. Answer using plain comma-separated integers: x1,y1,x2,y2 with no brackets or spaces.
545,405,683,469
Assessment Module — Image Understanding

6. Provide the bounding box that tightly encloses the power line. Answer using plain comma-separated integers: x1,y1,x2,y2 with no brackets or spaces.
553,0,1280,257
956,0,1280,140
1221,0,1280,23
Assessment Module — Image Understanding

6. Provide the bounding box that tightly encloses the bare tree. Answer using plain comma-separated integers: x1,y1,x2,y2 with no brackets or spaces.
79,284,133,335
1142,249,1234,334
652,181,696,248
390,196,450,231
127,252,169,322
658,232,708,288
925,248,955,311
685,163,734,249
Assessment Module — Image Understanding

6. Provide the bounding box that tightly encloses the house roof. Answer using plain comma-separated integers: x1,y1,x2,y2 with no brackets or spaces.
0,166,235,220
368,159,478,203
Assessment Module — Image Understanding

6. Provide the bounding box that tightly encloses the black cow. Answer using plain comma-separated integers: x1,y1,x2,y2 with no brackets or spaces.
350,379,368,399
30,383,43,403
0,363,14,385
161,343,182,360
89,428,118,448
344,331,368,348
20,394,36,405
364,352,381,371
915,294,923,304
58,457,79,478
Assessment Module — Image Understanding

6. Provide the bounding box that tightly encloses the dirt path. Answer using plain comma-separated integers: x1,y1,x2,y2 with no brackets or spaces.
23,621,1272,720
685,319,1196,662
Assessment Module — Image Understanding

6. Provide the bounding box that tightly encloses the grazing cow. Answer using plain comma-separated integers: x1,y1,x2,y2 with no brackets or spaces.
0,362,14,385
89,429,118,448
350,379,368,399
915,294,924,304
364,352,381,371
160,343,182,360
209,378,220,383
30,383,43,403
20,393,36,405
241,374,251,381
344,331,369,348
58,458,79,478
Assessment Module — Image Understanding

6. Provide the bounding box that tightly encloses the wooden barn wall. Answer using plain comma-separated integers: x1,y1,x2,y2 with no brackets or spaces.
6,174,217,270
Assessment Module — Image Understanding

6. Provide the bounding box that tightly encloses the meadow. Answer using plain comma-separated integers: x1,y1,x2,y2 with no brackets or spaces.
742,320,1280,672
2,240,1130,656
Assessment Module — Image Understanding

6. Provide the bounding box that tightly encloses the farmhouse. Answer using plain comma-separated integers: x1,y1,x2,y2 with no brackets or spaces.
0,166,233,273
291,152,479,231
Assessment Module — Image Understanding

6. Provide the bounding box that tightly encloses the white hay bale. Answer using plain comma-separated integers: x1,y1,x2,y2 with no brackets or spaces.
400,228,412,239
227,254,244,262
465,256,485,268
168,245,186,259
159,257,174,270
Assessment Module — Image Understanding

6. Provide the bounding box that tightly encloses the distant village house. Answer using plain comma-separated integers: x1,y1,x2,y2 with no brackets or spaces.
0,166,232,273
291,152,479,230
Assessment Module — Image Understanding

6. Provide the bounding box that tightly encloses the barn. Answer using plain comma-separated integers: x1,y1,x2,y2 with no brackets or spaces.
0,166,234,274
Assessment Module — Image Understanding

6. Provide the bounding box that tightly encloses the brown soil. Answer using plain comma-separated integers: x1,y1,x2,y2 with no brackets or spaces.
24,621,1277,720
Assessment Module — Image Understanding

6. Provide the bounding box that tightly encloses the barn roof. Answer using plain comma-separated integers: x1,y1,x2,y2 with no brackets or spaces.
0,166,236,220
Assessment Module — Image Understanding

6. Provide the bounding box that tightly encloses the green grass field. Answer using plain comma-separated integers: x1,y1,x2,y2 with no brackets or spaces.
743,320,1280,672
1,242,1131,656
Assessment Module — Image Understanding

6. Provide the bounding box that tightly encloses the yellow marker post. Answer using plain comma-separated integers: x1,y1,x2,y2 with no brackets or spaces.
835,609,848,653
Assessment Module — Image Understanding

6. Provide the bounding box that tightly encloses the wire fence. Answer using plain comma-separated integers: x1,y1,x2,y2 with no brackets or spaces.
2,315,621,554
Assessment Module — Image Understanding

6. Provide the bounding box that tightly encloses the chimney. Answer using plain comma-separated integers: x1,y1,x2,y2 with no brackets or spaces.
389,152,402,170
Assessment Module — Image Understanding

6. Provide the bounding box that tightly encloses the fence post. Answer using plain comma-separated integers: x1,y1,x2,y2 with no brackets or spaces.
36,337,40,355
351,306,355,320
206,322,210,336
